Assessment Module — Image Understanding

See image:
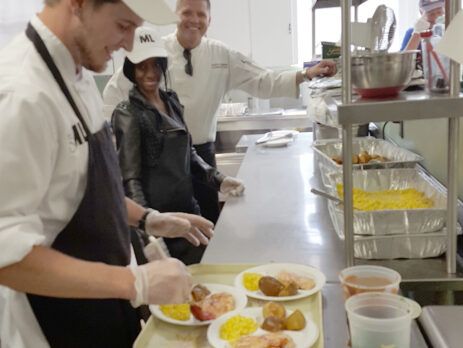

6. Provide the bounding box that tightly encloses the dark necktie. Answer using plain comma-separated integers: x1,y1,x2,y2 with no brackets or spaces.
183,49,193,76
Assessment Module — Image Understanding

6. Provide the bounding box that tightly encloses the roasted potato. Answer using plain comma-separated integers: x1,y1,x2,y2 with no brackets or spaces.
191,284,211,302
352,154,360,164
285,310,306,331
259,276,284,297
262,302,286,320
261,316,286,332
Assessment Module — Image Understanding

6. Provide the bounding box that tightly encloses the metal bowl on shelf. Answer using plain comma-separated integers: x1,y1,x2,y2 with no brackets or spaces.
351,50,418,98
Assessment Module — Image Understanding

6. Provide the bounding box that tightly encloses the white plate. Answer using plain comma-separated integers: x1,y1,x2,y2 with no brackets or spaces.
150,283,248,326
256,130,299,148
263,137,294,148
207,307,319,348
234,263,326,301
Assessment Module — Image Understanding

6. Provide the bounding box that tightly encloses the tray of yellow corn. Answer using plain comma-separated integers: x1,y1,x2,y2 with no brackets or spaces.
312,137,423,188
326,168,447,237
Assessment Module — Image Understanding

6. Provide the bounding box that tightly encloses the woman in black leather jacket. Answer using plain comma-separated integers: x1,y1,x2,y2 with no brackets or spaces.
111,27,244,264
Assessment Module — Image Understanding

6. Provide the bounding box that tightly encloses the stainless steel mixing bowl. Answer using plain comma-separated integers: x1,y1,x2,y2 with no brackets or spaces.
351,50,418,98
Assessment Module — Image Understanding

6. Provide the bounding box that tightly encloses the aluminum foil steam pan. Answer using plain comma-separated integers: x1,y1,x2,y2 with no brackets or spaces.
313,137,423,188
353,228,460,260
327,168,447,236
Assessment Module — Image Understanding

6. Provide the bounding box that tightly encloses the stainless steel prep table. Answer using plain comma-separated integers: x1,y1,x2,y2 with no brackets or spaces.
216,108,310,132
202,132,428,347
203,132,345,282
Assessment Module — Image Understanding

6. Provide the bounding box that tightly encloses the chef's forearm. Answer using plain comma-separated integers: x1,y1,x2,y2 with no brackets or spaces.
405,33,421,51
126,196,145,227
0,245,135,301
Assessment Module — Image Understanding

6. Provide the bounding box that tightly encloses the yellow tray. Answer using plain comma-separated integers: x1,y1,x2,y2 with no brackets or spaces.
133,263,324,348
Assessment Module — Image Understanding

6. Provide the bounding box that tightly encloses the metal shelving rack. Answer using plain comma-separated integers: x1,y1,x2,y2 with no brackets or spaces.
311,0,368,58
316,0,463,297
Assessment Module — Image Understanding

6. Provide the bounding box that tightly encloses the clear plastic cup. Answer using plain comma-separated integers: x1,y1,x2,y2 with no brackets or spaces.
339,265,401,300
345,292,413,348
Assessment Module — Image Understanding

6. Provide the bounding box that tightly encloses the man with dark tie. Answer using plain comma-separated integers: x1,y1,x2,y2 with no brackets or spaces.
104,0,336,224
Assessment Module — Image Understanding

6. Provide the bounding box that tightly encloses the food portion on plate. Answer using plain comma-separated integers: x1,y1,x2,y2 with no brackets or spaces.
236,263,325,301
252,270,315,298
151,283,247,326
232,332,295,348
207,306,318,348
260,302,306,332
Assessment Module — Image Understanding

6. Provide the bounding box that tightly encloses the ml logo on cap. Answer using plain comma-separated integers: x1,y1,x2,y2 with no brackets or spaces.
140,34,155,44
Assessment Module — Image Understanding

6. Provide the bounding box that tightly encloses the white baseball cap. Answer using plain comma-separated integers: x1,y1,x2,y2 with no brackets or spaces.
122,0,178,25
126,26,167,64
419,0,445,12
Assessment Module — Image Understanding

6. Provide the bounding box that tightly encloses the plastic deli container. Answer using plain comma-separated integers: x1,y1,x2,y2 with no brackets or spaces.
345,292,414,348
338,265,401,300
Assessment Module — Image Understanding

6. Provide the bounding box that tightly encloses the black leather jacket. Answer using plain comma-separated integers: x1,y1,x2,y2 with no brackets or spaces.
112,87,225,211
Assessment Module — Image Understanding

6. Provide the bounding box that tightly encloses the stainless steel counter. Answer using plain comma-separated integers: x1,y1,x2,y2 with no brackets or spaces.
419,306,463,347
216,108,310,132
202,132,429,347
203,133,345,282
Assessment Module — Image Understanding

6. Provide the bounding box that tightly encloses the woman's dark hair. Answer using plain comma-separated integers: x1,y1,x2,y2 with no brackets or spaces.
123,57,168,90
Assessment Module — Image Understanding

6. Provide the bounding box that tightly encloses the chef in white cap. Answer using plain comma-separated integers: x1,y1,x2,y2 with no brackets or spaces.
401,0,445,51
0,1,214,347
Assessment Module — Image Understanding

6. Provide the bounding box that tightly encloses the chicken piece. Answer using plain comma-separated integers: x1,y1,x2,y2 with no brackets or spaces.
276,270,315,290
331,156,343,165
198,292,235,318
233,332,295,348
352,154,360,164
359,151,370,164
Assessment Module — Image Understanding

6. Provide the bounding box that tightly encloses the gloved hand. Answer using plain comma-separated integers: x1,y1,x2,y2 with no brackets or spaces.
220,176,245,197
414,14,431,34
145,211,214,246
129,258,192,307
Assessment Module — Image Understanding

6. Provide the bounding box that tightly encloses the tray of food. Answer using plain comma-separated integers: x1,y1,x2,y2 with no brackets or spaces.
133,263,324,348
312,137,423,188
326,168,447,236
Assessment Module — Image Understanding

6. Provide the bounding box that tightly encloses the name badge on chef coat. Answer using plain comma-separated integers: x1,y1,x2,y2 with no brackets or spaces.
72,122,87,145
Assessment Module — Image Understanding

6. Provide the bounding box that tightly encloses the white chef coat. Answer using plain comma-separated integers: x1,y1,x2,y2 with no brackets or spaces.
103,31,299,145
0,15,106,348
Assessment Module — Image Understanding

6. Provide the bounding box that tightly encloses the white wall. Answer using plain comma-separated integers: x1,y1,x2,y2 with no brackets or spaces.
0,1,438,68
0,0,43,49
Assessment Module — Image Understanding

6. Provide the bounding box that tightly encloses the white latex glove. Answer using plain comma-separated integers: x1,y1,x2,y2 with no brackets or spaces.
145,211,214,246
414,14,431,34
220,176,245,197
129,258,192,307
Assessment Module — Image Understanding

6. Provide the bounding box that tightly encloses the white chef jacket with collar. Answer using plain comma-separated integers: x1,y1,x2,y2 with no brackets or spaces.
0,15,106,348
103,31,299,145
